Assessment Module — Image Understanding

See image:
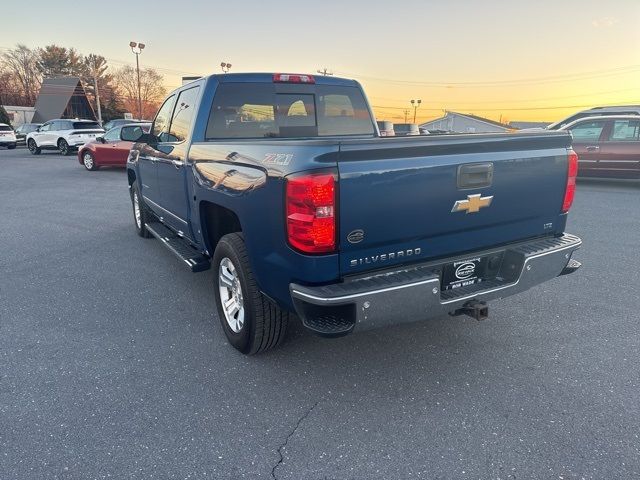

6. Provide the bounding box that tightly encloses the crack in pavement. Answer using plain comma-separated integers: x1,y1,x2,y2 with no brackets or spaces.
271,401,319,479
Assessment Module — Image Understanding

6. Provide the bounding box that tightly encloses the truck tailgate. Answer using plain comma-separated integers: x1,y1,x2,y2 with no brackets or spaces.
337,132,573,275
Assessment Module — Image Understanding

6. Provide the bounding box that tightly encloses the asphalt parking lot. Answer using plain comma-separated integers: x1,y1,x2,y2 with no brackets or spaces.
1,147,639,480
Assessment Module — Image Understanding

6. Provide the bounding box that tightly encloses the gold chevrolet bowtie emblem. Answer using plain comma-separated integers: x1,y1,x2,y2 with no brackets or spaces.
451,194,494,214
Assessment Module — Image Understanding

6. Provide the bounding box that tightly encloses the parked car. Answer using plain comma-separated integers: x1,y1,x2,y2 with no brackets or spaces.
547,105,640,130
376,120,395,136
14,123,41,145
560,115,640,178
0,123,17,149
78,123,151,171
102,118,145,132
126,72,581,355
393,123,420,136
26,119,105,155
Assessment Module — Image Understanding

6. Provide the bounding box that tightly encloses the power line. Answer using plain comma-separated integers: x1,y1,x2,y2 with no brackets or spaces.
336,64,640,87
368,86,640,106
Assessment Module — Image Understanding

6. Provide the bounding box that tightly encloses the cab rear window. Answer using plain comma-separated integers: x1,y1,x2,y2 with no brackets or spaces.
205,83,374,139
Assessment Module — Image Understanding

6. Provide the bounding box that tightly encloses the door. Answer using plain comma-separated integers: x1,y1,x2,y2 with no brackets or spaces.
97,127,121,164
597,119,640,178
33,121,53,146
566,119,607,177
156,85,201,236
138,94,177,214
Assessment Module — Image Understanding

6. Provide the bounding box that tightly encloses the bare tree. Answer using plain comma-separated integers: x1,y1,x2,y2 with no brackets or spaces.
114,66,166,119
0,44,41,105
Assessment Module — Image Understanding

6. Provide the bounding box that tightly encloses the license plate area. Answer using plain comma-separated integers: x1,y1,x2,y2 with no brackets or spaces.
441,252,504,291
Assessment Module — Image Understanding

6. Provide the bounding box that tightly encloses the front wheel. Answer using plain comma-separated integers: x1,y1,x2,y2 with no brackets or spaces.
27,139,41,155
213,233,289,354
58,139,71,156
82,151,97,171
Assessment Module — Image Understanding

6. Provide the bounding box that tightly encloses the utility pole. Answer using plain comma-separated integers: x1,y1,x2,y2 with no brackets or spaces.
410,99,422,124
129,41,146,119
94,74,102,125
403,109,410,123
316,68,333,76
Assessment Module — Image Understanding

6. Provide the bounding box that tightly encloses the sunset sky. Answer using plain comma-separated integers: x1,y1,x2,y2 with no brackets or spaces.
2,0,639,124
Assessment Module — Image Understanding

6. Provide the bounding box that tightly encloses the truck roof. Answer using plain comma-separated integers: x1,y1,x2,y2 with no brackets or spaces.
205,72,359,87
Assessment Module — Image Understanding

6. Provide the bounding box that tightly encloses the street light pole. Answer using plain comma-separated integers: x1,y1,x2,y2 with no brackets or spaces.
410,99,422,124
220,62,232,73
130,41,146,119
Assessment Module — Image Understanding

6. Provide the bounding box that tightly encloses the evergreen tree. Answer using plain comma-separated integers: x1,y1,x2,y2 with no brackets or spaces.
0,105,12,126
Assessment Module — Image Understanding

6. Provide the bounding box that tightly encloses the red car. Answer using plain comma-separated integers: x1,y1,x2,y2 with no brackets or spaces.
78,123,150,171
561,115,640,179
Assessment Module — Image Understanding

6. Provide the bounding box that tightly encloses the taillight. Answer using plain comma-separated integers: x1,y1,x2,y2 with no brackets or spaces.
562,149,578,213
273,73,315,84
286,173,336,254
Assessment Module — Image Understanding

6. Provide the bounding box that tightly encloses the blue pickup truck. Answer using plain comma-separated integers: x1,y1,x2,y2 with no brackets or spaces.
124,72,582,355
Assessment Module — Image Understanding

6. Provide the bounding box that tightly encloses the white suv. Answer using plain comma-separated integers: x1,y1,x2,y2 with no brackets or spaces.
0,123,17,149
26,119,104,155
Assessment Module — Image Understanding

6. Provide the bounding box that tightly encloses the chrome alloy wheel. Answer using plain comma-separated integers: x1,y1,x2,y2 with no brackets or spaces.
28,139,37,153
83,152,94,170
218,257,244,333
133,191,141,229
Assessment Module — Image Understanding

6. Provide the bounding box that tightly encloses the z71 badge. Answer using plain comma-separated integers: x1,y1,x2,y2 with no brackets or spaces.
263,153,293,166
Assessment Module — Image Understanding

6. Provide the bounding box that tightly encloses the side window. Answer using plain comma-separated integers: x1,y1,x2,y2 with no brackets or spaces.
322,94,355,117
609,120,640,141
568,121,606,141
152,95,177,143
168,86,200,142
103,127,120,141
40,122,51,132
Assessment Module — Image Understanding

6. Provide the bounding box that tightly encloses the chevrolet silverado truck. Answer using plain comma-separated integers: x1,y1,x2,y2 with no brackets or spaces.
124,72,582,355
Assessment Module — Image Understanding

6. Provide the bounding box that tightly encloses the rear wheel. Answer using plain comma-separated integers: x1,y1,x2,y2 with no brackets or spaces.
58,138,71,156
130,183,151,238
27,139,41,155
213,233,289,354
82,151,97,171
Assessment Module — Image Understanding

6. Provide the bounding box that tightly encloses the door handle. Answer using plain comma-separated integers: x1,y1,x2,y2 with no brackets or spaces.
586,146,600,152
457,162,494,189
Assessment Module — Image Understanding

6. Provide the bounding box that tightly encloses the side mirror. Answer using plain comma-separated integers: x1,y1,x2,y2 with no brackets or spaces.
96,136,105,143
121,125,145,142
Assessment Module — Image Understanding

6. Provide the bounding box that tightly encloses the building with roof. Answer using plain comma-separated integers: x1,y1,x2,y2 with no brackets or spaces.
420,111,514,134
0,106,36,127
32,77,96,123
508,121,551,130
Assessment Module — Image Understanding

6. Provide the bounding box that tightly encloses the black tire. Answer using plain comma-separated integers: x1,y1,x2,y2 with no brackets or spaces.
130,183,152,238
81,151,97,171
8,144,16,150
27,139,41,155
58,138,71,156
213,233,289,354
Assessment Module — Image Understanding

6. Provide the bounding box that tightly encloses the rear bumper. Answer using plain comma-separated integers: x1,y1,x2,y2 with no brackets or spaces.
290,233,582,336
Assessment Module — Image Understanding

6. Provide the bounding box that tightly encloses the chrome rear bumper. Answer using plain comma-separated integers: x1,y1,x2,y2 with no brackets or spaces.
290,234,582,336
